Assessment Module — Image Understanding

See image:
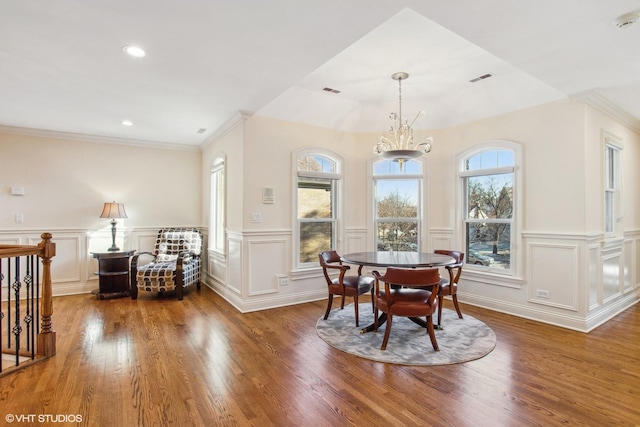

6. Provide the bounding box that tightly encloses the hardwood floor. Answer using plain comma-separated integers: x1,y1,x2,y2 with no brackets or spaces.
1,286,638,426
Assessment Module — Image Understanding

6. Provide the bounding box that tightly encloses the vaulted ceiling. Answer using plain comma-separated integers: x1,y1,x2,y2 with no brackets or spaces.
1,1,639,148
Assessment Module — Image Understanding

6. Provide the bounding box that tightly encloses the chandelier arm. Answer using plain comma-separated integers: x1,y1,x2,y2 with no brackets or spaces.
374,72,433,160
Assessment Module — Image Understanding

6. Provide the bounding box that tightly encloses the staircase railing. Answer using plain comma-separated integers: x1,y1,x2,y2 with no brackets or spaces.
0,233,56,375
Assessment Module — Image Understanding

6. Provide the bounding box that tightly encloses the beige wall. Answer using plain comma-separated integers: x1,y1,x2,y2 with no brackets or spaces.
1,132,202,230
2,96,638,329
202,98,639,330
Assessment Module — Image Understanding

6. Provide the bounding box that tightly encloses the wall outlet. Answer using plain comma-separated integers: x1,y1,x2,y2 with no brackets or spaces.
278,276,289,286
537,289,550,298
15,213,24,223
251,212,261,223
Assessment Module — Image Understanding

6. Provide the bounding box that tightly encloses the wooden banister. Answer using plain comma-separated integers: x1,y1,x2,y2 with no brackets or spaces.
0,232,57,363
37,233,56,356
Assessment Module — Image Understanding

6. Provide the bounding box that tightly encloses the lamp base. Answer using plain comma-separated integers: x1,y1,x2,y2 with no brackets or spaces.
107,246,120,252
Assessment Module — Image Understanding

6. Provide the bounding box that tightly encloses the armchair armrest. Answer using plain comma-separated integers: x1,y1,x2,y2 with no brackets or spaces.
322,263,350,272
131,251,156,269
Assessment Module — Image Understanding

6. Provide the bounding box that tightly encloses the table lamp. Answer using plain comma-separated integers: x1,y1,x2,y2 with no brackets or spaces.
99,201,128,252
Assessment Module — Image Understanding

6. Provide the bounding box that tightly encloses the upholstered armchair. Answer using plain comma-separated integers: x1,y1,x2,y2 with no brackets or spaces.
130,228,203,300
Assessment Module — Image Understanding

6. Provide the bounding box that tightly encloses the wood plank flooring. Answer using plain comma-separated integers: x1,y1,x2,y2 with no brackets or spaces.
0,286,638,426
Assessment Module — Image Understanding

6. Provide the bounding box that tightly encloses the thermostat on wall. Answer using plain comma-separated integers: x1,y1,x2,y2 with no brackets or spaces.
262,187,275,204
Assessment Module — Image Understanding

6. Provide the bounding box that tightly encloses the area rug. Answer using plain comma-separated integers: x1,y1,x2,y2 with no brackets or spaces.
316,303,496,366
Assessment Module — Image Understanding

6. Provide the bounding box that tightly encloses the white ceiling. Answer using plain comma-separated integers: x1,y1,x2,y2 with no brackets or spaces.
1,1,639,148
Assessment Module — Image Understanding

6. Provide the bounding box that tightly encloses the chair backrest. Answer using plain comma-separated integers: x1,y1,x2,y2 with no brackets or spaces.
373,267,440,305
319,250,341,265
318,250,348,285
155,228,203,262
375,266,440,287
434,249,464,284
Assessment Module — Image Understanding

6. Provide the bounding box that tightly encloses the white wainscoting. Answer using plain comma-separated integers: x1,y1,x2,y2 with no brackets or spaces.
0,227,207,297
247,238,287,296
527,242,579,311
459,231,640,332
428,228,454,252
344,227,368,254
206,228,327,313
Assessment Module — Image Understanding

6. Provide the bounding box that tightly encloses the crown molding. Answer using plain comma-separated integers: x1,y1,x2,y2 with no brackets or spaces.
199,110,253,151
0,125,200,151
571,90,640,134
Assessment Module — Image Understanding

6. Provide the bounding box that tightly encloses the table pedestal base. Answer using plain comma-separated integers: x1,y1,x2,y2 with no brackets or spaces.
361,314,443,333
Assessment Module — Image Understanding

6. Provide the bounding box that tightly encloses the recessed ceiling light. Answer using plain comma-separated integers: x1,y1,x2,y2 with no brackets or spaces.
121,120,134,126
122,45,147,58
612,11,639,29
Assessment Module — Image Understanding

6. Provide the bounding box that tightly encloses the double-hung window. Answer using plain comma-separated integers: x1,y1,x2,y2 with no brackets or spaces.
295,151,341,268
373,159,422,252
604,134,623,237
209,157,226,254
460,147,515,271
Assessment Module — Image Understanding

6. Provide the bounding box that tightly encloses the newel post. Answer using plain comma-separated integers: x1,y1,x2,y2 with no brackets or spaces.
37,232,56,356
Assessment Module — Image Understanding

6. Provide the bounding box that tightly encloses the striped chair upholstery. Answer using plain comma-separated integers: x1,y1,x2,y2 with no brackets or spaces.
131,228,203,300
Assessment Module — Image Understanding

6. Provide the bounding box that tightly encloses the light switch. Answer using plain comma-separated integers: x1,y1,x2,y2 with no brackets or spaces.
11,186,25,196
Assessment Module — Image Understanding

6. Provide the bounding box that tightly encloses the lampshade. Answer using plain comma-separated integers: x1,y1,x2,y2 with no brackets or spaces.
99,202,128,219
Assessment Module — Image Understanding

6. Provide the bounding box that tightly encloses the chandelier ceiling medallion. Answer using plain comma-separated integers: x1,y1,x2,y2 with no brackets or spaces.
373,72,433,169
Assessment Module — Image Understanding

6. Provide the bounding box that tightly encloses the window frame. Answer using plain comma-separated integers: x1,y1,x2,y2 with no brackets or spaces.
292,148,343,270
457,141,521,277
372,158,423,253
603,132,623,239
209,157,226,255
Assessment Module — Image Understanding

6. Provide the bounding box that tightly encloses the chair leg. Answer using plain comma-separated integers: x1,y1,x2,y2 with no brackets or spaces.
381,314,393,350
354,296,359,327
340,295,345,309
451,294,463,319
370,288,375,312
374,305,379,331
437,295,444,327
426,315,439,351
323,294,334,320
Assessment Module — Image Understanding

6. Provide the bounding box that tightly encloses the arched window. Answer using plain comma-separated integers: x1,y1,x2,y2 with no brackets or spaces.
209,157,225,253
373,159,422,252
459,143,519,273
294,149,342,268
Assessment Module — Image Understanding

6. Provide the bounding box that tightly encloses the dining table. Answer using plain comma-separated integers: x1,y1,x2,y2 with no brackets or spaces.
340,251,455,332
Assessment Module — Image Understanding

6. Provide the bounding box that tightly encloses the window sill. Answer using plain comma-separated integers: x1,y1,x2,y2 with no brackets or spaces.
291,266,323,281
461,268,523,289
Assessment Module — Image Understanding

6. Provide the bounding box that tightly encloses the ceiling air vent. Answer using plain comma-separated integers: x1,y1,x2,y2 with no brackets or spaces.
322,87,341,94
197,128,207,134
470,74,493,83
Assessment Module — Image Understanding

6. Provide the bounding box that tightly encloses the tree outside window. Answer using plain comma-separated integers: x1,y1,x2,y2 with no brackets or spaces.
296,152,340,267
462,149,514,270
374,160,421,252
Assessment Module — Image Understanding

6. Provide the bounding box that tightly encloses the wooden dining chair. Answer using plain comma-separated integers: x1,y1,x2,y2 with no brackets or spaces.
372,267,441,351
318,250,374,327
434,250,465,327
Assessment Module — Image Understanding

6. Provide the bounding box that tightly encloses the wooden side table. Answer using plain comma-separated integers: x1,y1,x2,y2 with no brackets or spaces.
91,250,136,299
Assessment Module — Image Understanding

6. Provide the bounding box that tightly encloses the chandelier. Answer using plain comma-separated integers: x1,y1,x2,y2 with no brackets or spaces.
373,72,433,169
